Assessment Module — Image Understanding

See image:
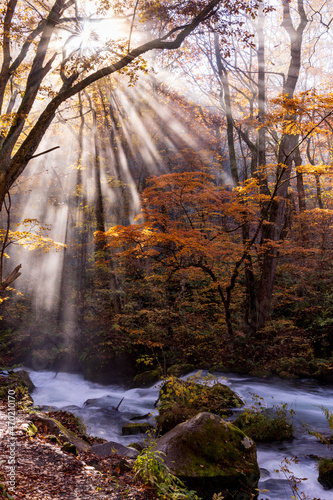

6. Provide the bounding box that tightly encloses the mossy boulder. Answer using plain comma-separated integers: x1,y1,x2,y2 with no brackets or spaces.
167,364,195,377
233,407,294,442
155,412,259,500
33,413,91,452
122,422,154,435
156,377,243,434
132,369,161,387
318,458,333,489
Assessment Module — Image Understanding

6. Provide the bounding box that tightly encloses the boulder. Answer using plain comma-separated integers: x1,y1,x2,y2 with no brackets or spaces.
155,412,259,500
156,377,243,434
91,441,139,459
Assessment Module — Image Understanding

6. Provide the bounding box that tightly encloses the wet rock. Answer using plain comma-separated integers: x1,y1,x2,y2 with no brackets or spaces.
91,441,139,459
128,441,145,452
122,422,154,436
318,458,333,489
130,413,151,421
155,412,259,500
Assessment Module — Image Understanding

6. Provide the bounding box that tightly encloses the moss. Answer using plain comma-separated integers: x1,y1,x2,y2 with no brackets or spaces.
128,442,145,452
181,419,256,473
0,482,14,500
46,434,62,445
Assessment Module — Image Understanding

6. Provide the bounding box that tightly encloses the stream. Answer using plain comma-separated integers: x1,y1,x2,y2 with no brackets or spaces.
27,369,333,500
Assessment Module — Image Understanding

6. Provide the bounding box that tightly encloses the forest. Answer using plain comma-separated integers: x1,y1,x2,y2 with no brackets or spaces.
0,0,333,498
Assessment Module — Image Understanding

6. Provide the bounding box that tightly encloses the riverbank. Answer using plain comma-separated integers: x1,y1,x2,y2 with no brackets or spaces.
0,400,156,499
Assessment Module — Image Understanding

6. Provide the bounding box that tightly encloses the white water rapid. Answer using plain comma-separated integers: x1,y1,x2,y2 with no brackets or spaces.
27,369,333,500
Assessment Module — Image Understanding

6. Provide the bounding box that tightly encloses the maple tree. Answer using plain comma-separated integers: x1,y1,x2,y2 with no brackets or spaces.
99,171,261,336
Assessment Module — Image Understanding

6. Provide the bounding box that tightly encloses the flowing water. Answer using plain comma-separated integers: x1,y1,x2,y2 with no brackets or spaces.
27,369,333,500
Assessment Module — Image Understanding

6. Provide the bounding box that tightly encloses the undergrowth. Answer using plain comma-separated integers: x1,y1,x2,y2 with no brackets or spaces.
133,445,201,500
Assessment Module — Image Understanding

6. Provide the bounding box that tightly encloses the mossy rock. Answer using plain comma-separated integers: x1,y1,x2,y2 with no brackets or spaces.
61,441,77,455
156,377,243,434
132,369,161,387
128,441,145,452
46,410,87,438
33,413,91,451
167,364,195,377
318,458,333,489
155,412,259,500
122,422,154,436
233,408,293,442
46,435,62,445
0,370,35,404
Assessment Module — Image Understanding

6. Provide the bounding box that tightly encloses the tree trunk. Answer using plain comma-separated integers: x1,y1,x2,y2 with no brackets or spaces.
214,34,239,185
255,0,307,330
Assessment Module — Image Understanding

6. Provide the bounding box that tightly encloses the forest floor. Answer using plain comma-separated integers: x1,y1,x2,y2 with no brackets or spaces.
0,403,156,499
